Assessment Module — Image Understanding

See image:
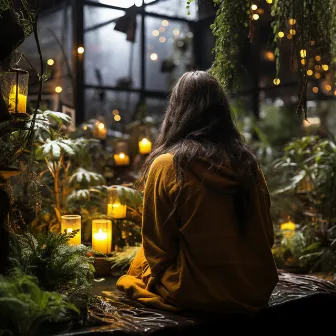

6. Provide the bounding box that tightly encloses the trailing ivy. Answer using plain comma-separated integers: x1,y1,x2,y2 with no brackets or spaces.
210,0,252,90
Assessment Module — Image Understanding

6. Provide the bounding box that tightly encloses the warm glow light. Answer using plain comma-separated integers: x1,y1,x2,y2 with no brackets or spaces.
114,115,121,121
315,65,321,71
334,90,336,96
120,153,125,159
139,138,152,155
61,215,81,245
83,125,88,130
315,73,321,79
98,122,105,130
159,26,165,33
159,36,166,43
278,31,284,38
8,84,27,113
47,59,54,66
266,0,272,3
322,64,329,71
173,28,180,36
301,59,306,65
152,29,159,36
92,220,112,254
280,218,296,238
289,29,296,35
273,78,280,85
300,49,307,58
264,51,275,61
114,152,130,166
162,19,169,27
315,55,321,62
312,87,319,93
252,13,259,20
112,109,119,115
77,46,84,54
287,34,293,40
289,18,296,25
55,86,62,93
150,53,158,61
326,84,332,91
307,70,313,76
251,4,257,10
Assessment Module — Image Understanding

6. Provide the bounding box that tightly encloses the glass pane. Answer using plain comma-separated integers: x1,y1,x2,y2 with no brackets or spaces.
84,89,140,126
91,0,156,8
145,17,194,91
146,97,167,123
84,7,141,88
146,0,198,20
21,6,73,110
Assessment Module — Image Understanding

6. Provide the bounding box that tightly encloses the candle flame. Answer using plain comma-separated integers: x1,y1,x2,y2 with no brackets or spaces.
67,228,73,233
119,153,125,159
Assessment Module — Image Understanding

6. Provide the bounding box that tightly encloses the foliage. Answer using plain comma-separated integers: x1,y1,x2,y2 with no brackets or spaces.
0,270,78,336
210,0,251,90
272,135,336,274
108,245,140,274
9,231,95,310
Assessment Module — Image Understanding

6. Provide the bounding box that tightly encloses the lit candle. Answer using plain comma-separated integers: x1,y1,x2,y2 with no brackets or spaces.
93,121,107,139
280,217,296,238
61,215,81,245
139,138,152,155
114,152,130,166
92,219,112,254
8,85,27,113
107,202,127,219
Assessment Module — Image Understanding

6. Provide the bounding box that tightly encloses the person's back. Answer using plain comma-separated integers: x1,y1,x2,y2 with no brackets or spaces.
117,71,278,314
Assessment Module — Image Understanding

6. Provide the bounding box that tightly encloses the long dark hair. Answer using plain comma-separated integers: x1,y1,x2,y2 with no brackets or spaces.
138,71,259,230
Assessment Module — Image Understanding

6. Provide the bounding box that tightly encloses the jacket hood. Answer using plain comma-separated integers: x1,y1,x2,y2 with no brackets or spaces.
187,157,242,194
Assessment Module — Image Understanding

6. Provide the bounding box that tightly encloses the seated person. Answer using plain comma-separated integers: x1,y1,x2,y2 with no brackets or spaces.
117,71,278,315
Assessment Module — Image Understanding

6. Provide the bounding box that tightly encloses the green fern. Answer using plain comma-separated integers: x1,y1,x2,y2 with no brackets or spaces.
0,269,78,336
68,168,105,187
10,231,95,310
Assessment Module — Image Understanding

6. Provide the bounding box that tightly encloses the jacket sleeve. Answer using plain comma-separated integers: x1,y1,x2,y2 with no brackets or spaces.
141,154,179,288
259,168,275,247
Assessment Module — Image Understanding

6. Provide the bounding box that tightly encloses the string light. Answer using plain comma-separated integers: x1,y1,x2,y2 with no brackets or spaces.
47,59,54,66
307,70,313,76
266,0,272,3
173,28,180,36
289,18,296,25
159,26,165,33
114,115,121,121
322,64,329,71
300,49,307,58
150,53,158,61
77,46,84,54
152,30,159,36
83,125,88,130
326,84,332,91
159,36,166,43
273,78,280,85
314,65,321,71
334,90,336,96
315,55,321,62
112,109,119,115
98,122,105,130
312,87,319,93
55,86,62,93
162,20,169,27
264,51,275,61
301,59,306,65
289,29,296,35
278,31,284,38
251,4,257,10
287,34,293,40
252,13,259,20
315,73,321,79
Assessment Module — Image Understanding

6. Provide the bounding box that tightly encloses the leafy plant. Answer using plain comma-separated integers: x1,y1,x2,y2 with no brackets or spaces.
0,270,78,336
10,231,95,310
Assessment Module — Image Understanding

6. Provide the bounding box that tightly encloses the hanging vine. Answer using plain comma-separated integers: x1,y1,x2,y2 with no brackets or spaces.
187,0,336,119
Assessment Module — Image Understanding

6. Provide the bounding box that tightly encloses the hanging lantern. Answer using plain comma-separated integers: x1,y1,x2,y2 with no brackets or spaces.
0,68,29,114
107,186,127,219
61,215,82,245
138,137,152,155
280,217,296,238
92,219,112,254
114,140,130,166
93,119,107,140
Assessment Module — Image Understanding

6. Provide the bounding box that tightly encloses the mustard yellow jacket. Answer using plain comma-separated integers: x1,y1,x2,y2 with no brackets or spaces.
117,153,278,314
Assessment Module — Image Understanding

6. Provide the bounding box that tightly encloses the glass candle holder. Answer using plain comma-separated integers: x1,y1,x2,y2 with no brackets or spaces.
61,215,81,245
138,137,152,155
107,186,127,219
0,68,29,114
93,119,107,140
92,219,112,254
114,140,130,166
